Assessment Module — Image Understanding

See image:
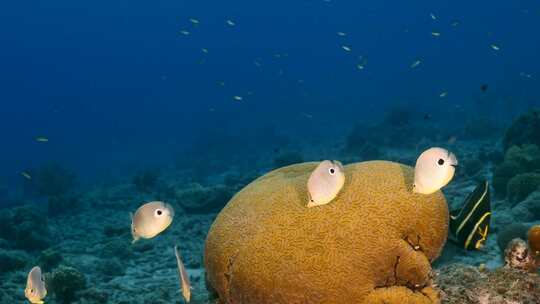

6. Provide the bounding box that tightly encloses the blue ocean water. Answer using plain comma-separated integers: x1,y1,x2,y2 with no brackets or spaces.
1,0,540,303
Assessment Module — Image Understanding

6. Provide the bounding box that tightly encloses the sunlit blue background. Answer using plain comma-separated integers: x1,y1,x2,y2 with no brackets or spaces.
1,0,539,189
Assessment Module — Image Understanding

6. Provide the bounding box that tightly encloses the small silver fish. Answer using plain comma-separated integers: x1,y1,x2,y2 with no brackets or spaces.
131,201,174,243
307,160,345,208
490,44,500,51
410,59,422,68
21,171,32,180
25,266,47,304
35,137,49,142
233,96,243,101
439,91,448,98
413,147,458,195
226,19,236,26
174,246,191,303
189,18,199,25
341,45,351,52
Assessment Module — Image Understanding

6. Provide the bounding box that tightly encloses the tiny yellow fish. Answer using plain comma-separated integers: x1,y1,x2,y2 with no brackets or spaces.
189,18,199,25
21,171,32,180
410,59,422,68
226,19,236,26
180,30,190,36
439,91,448,98
341,45,351,52
35,137,49,142
490,44,500,51
431,32,441,37
233,96,243,101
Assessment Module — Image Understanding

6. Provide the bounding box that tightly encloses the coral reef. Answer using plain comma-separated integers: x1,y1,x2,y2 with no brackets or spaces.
205,161,448,304
496,223,529,254
492,160,522,196
175,183,233,214
436,263,540,304
502,108,540,152
0,205,51,251
528,225,540,255
132,169,161,193
504,238,534,271
29,163,77,198
0,249,29,273
47,265,87,304
344,125,382,160
461,118,503,139
510,191,540,222
492,144,540,198
506,172,540,205
501,225,540,272
48,194,82,217
38,248,64,272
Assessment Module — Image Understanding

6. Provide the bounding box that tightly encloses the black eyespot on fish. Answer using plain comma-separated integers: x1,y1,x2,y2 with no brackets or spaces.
30,289,34,293
156,209,163,216
329,168,335,175
438,159,444,165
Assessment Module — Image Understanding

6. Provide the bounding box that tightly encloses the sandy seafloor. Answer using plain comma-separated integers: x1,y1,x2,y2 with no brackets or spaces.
1,136,539,304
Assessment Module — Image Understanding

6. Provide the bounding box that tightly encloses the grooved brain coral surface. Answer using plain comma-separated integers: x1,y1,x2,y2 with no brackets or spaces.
205,161,449,304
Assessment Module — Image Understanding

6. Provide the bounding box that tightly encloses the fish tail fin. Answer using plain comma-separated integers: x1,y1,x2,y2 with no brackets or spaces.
449,180,491,250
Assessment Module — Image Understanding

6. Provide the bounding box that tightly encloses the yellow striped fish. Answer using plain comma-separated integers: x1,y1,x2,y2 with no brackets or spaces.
449,181,491,250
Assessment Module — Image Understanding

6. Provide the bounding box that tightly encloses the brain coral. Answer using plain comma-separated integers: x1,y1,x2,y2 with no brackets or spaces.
205,161,449,304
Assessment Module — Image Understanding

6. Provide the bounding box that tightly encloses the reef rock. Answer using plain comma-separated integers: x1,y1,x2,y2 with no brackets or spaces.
436,263,540,304
0,205,51,251
205,161,449,304
507,172,540,205
176,183,233,214
503,108,540,152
